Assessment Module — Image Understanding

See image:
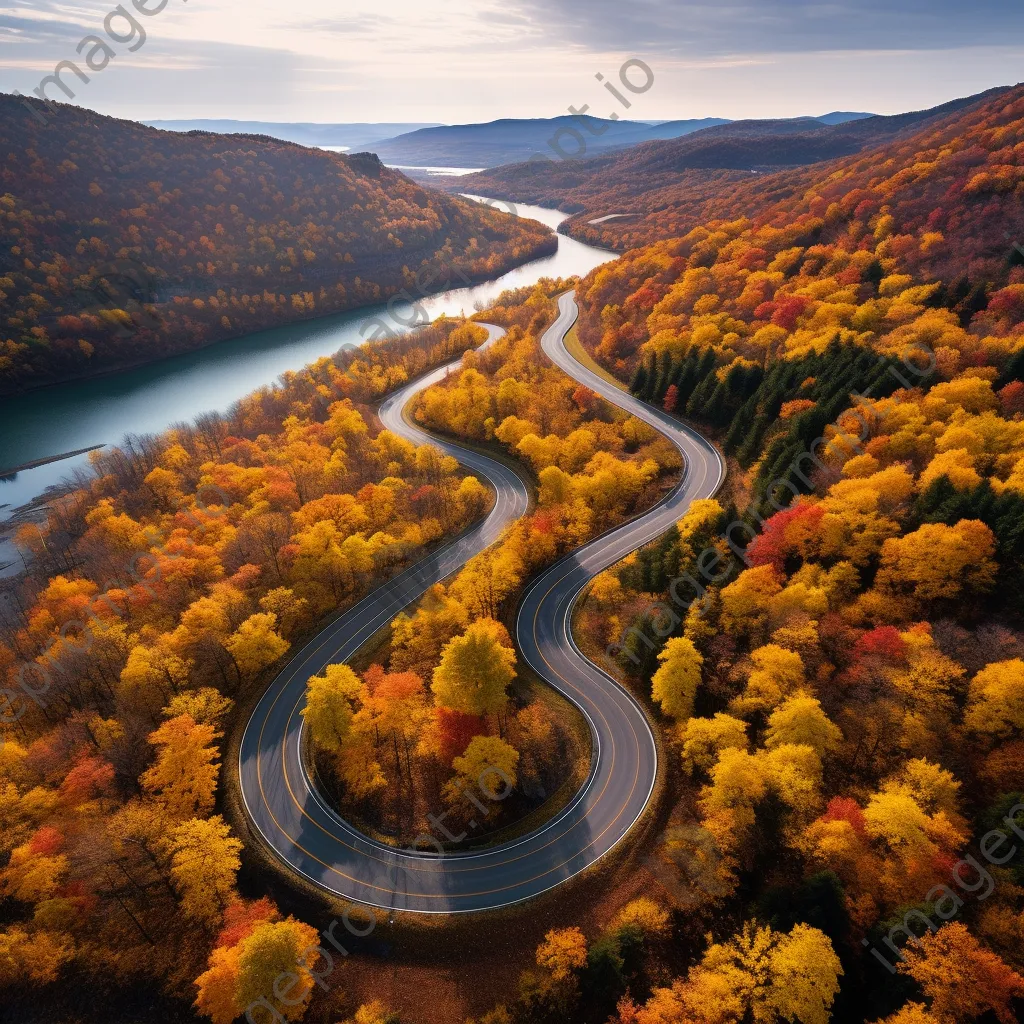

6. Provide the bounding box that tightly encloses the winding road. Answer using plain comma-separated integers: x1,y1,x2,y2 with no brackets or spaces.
238,291,724,913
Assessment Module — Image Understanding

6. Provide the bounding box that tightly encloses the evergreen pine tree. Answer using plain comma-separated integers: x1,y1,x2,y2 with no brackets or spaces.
685,361,720,418
629,361,648,395
724,404,755,455
999,347,1024,387
736,415,770,468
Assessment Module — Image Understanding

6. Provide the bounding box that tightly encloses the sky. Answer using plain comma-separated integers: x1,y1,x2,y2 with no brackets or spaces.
1,0,1023,126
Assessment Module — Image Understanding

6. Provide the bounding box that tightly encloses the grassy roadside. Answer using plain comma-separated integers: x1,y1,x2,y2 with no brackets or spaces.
563,320,627,392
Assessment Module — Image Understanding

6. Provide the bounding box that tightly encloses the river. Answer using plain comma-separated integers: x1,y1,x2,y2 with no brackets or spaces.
0,199,614,524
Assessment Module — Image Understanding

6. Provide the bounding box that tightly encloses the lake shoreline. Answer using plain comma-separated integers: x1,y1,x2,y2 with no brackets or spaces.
0,198,615,516
0,445,105,479
0,234,557,400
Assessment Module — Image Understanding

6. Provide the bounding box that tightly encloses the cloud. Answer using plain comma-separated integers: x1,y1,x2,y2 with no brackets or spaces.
476,10,532,26
0,32,305,113
1,0,1018,124
503,0,1024,55
286,14,391,35
0,10,98,46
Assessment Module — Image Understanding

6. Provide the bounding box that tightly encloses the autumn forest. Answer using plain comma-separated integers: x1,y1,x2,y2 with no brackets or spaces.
1,37,1024,1024
0,97,554,391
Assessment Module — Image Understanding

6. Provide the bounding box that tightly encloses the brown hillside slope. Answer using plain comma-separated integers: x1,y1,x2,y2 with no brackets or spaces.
0,97,555,393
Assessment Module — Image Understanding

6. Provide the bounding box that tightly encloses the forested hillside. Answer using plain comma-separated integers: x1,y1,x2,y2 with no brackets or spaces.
452,87,1016,256
4,71,1024,1024
0,97,555,393
576,83,1024,374
0,317,497,1020
509,80,1024,1024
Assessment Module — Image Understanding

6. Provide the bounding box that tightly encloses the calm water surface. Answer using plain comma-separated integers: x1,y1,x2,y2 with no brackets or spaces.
0,200,612,519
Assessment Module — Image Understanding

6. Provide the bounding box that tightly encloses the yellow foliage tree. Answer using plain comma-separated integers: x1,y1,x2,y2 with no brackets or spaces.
342,1001,400,1024
732,645,806,716
163,688,234,726
167,815,242,925
234,918,322,1022
225,612,290,681
651,636,704,721
301,664,360,753
449,548,524,621
964,659,1024,736
0,841,67,903
431,618,516,717
389,585,469,678
444,735,519,804
701,921,843,1024
195,945,243,1024
679,714,748,774
0,926,74,985
720,566,783,636
612,897,671,939
141,714,221,820
764,693,842,756
875,520,997,605
536,926,588,983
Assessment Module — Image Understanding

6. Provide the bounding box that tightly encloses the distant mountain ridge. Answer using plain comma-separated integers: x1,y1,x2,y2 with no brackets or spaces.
146,120,441,151
362,115,717,168
445,87,1010,245
815,111,875,124
145,113,880,169
364,114,887,168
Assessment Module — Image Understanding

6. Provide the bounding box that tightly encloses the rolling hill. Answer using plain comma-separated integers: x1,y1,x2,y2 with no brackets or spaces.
0,97,555,393
571,81,1024,377
450,88,1011,249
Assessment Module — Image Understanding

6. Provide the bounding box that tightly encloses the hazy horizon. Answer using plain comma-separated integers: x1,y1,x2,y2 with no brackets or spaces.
1,0,1022,125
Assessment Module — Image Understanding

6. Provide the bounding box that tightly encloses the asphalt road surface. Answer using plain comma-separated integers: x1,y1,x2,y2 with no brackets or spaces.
238,291,724,913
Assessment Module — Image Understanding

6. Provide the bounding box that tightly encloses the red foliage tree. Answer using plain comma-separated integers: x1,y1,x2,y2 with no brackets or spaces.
531,512,555,535
771,295,811,331
998,380,1024,417
28,826,65,857
572,385,599,414
60,755,116,805
821,796,866,835
433,708,486,766
853,626,908,665
747,502,824,571
215,897,280,949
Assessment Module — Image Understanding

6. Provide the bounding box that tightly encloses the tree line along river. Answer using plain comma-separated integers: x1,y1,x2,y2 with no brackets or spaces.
0,200,614,522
